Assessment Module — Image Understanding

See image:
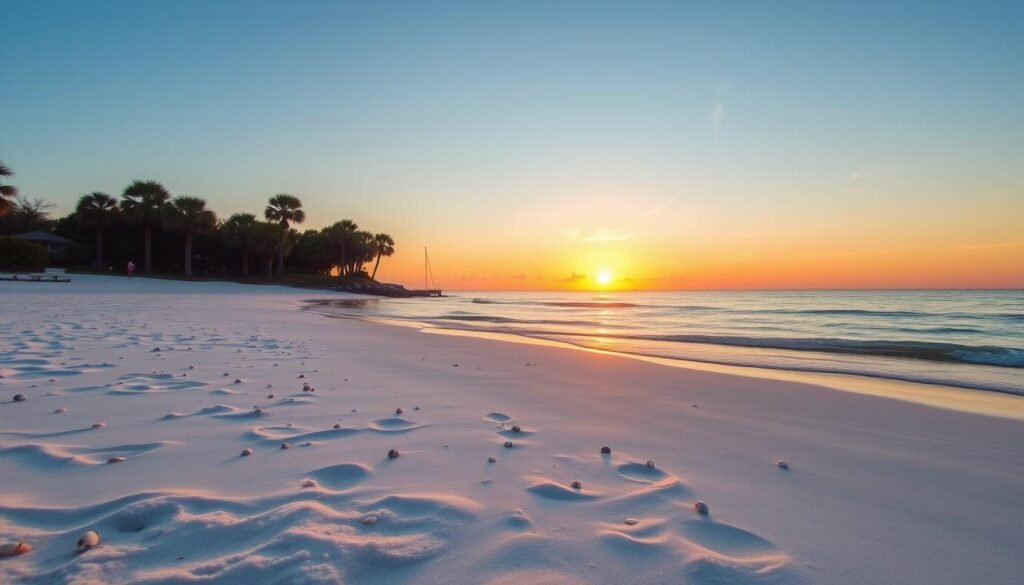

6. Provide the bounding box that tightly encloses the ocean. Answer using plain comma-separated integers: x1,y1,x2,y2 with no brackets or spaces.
309,290,1024,396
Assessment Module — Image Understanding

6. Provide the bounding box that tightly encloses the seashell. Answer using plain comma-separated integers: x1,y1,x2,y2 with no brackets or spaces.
504,441,514,449
601,446,611,454
13,394,27,402
387,449,400,459
301,479,317,488
106,456,126,464
645,460,656,469
777,460,789,469
571,481,582,490
487,456,496,463
241,448,253,457
76,530,100,553
362,515,378,525
395,408,403,415
694,501,709,515
0,541,32,556
624,518,638,526
92,422,106,429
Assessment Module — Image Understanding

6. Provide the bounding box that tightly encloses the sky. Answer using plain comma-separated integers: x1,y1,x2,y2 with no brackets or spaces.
2,0,1022,289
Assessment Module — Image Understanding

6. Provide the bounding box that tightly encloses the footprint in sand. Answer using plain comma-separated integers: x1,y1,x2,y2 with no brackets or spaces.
367,417,424,433
308,463,373,490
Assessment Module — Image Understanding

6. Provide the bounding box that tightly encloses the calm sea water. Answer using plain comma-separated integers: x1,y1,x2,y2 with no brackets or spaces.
310,290,1024,395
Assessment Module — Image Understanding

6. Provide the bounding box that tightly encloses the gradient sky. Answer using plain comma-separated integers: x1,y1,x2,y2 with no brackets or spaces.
3,1,1022,289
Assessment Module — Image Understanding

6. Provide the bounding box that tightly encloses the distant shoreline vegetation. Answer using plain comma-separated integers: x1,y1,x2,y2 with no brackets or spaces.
0,164,396,283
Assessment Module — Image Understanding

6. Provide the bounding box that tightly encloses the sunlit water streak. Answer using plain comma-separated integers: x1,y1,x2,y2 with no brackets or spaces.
309,290,1024,396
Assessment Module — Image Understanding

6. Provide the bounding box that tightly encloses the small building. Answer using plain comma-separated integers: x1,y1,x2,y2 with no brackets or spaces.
13,231,75,262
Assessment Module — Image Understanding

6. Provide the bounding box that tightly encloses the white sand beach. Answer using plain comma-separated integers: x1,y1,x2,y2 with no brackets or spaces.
2,275,1023,585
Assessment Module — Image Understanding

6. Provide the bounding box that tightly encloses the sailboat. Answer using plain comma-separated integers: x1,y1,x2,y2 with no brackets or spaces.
412,247,444,297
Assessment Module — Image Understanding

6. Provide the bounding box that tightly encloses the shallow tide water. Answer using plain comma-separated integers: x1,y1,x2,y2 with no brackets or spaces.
310,290,1024,395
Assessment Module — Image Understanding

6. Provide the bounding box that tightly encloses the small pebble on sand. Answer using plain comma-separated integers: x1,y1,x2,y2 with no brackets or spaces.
601,446,612,454
281,442,290,450
76,531,100,553
488,456,496,463
267,394,274,399
299,374,305,379
301,479,317,488
0,542,32,557
571,481,582,490
504,441,514,449
395,408,403,415
362,515,378,525
54,407,67,413
13,394,26,402
91,422,106,429
388,449,400,459
234,379,242,384
333,423,341,429
624,518,639,526
694,501,709,515
414,406,421,411
777,460,789,469
646,460,656,469
241,448,253,457
511,425,522,433
106,457,126,464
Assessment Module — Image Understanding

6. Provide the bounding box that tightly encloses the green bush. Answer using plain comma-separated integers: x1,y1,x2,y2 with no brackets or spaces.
0,236,48,272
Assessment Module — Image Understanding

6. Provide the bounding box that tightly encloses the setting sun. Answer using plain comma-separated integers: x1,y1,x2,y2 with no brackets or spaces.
596,270,613,285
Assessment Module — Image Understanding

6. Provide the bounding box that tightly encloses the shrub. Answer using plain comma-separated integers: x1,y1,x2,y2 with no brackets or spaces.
0,236,48,272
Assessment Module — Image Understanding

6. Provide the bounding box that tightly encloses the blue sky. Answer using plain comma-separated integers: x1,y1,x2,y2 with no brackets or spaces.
2,1,1022,287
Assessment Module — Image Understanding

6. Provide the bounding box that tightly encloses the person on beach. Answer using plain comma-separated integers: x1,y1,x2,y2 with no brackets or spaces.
127,260,136,277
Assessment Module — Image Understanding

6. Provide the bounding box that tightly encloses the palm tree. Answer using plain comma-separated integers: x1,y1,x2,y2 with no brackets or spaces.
370,233,395,280
325,219,358,276
164,196,217,278
249,221,286,279
264,194,304,275
0,161,17,217
75,192,118,269
121,180,170,274
221,213,257,278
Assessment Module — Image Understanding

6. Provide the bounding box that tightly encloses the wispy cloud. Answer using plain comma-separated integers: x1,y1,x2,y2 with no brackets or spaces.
559,272,587,282
645,197,677,216
566,228,635,242
960,242,1024,250
711,101,725,133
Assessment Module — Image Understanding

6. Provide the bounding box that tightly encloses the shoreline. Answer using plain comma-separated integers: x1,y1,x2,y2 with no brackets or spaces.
304,308,1024,422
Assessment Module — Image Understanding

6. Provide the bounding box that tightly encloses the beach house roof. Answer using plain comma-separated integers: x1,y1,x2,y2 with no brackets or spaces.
13,230,75,245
